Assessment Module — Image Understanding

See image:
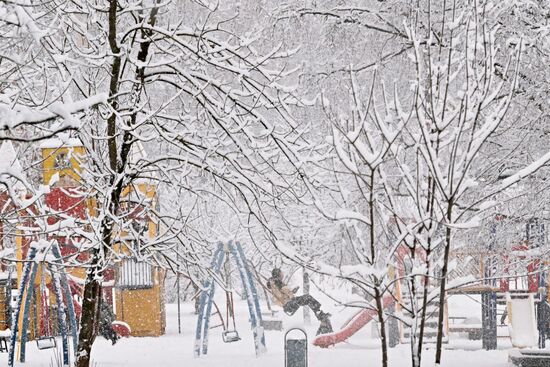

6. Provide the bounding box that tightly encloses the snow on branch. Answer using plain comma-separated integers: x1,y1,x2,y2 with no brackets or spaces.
0,93,108,132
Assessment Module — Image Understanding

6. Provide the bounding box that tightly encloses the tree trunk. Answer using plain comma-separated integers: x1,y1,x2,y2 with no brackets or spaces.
374,285,389,367
75,1,122,365
409,248,420,367
75,250,102,367
416,248,431,367
435,202,453,364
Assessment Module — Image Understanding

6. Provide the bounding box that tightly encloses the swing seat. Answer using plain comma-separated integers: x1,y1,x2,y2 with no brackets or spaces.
36,336,57,350
222,330,241,343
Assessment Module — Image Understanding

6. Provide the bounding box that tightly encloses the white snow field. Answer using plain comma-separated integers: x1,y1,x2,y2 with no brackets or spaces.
1,300,515,367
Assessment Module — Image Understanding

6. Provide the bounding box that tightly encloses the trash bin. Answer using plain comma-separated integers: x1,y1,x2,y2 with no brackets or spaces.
285,328,307,367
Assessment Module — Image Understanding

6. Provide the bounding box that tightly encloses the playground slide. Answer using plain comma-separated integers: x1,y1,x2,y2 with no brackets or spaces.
507,294,538,348
313,295,395,348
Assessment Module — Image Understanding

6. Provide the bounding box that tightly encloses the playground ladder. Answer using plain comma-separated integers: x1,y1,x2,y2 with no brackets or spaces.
399,288,449,344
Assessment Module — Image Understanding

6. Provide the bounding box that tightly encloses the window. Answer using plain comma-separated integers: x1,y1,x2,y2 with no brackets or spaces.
54,152,71,170
118,259,153,289
527,219,546,248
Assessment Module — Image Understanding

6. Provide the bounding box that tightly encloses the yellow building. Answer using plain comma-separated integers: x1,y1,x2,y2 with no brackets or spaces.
39,138,165,337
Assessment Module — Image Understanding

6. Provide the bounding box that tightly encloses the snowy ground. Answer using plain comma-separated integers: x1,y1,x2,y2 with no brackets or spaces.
1,296,522,367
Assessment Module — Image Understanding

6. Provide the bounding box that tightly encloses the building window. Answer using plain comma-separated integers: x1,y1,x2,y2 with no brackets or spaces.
54,152,71,170
118,259,153,289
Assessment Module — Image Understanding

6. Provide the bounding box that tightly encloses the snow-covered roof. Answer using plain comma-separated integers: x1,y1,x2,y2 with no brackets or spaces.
393,196,417,220
128,142,158,183
0,141,22,172
0,141,27,194
39,137,83,149
128,141,148,165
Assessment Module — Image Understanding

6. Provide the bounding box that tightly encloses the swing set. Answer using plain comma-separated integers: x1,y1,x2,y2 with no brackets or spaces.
208,286,241,343
36,262,56,350
8,241,78,367
194,240,265,357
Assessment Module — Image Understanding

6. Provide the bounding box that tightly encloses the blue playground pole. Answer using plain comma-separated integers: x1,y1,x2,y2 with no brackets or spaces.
194,244,225,357
201,246,225,355
234,241,265,352
9,247,37,367
51,243,78,355
9,244,78,367
230,240,265,356
194,248,219,357
193,287,209,357
235,242,264,330
51,263,70,366
193,241,266,357
19,261,39,363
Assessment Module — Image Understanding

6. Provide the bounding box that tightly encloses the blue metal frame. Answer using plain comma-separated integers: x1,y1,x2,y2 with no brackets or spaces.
8,243,78,367
9,246,37,367
51,243,78,356
194,243,225,357
50,263,70,365
200,246,225,355
19,261,39,362
194,241,266,357
231,240,265,355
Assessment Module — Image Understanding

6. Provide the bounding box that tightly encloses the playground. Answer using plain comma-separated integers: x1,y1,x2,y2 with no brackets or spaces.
0,294,513,367
0,196,548,367
0,145,549,367
1,238,549,367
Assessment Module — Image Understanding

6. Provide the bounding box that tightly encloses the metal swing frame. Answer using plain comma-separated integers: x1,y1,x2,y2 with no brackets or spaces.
194,240,265,357
8,243,78,367
36,262,56,350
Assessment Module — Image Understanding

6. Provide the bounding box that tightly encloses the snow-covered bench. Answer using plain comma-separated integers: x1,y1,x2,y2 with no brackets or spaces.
261,311,283,331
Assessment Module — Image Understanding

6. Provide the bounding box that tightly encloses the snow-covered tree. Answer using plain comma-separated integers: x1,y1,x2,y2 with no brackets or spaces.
4,1,311,366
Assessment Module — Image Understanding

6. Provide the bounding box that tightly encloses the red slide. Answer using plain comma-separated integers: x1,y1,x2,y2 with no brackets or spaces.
313,295,395,348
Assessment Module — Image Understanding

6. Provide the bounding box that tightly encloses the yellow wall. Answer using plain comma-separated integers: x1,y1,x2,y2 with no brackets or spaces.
15,234,23,285
0,290,7,331
114,182,164,336
42,145,86,185
114,269,165,337
37,144,166,337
